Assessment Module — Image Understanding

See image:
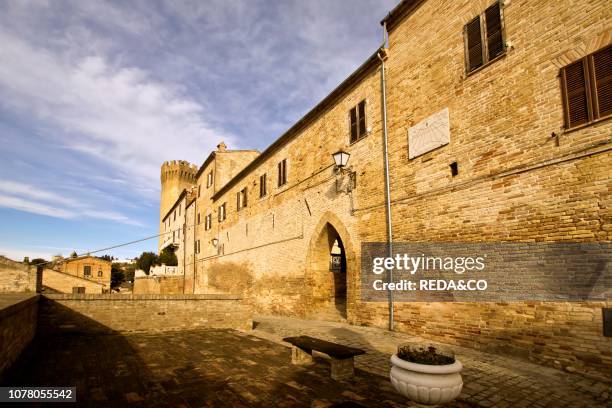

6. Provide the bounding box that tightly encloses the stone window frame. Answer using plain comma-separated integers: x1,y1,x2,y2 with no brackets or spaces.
83,265,92,277
205,213,212,230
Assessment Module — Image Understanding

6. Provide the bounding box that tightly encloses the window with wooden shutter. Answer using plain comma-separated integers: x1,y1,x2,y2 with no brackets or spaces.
560,45,611,129
561,60,590,128
592,45,612,118
350,108,358,143
485,2,503,61
259,173,267,197
464,1,505,74
237,187,247,210
465,16,483,72
277,159,287,187
349,100,368,143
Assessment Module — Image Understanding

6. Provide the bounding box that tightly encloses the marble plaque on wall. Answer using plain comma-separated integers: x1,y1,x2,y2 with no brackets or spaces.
408,108,450,159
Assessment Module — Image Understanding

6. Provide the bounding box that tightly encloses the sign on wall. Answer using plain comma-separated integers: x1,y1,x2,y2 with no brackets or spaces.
408,108,450,159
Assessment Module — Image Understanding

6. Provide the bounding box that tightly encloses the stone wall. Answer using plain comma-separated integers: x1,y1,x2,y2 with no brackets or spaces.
133,275,184,294
43,268,106,294
362,0,612,376
156,0,611,376
40,294,252,332
0,256,38,293
0,294,39,380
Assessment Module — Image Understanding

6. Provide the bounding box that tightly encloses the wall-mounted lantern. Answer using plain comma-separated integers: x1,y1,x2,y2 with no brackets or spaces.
332,150,351,169
332,150,356,193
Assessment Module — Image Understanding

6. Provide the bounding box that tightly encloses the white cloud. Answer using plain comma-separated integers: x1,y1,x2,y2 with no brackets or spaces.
0,194,75,219
0,29,237,191
0,179,143,226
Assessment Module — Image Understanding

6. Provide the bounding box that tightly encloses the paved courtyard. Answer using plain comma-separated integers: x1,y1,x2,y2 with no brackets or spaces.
252,316,612,408
3,315,611,407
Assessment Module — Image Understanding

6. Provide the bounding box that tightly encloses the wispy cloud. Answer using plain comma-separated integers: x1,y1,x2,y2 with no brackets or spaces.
0,0,398,258
0,180,143,226
0,30,237,186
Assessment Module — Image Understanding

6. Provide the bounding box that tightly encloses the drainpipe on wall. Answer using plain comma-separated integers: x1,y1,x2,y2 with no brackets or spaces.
378,22,394,332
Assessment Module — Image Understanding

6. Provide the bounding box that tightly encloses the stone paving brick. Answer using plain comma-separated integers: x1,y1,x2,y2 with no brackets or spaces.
3,325,475,407
251,315,612,408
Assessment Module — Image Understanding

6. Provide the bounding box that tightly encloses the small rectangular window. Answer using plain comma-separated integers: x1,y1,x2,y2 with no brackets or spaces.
277,159,287,187
195,240,200,254
560,45,612,129
259,173,267,197
173,210,176,221
464,1,505,74
98,269,103,277
205,214,212,230
197,212,201,224
237,187,247,210
83,265,91,277
349,100,367,143
207,171,214,188
218,203,226,222
198,185,201,198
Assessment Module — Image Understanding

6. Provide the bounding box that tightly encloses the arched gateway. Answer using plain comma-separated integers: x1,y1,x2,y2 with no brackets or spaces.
305,212,356,322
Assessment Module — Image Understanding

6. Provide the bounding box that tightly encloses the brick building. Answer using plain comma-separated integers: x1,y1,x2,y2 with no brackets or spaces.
157,0,611,374
43,255,111,293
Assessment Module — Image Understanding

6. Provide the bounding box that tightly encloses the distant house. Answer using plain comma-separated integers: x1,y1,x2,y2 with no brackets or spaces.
43,255,111,294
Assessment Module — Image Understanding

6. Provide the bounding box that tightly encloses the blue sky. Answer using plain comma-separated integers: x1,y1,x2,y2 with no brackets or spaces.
0,0,397,261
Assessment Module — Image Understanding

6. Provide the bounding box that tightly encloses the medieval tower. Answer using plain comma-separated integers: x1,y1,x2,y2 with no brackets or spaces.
159,160,197,247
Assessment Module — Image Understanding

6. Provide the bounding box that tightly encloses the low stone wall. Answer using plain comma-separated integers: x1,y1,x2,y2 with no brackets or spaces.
0,256,38,293
357,301,612,377
0,294,39,380
133,275,184,294
43,268,107,294
40,294,252,333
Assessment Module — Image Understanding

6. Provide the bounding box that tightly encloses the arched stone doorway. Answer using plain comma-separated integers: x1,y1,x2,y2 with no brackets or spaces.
306,213,354,321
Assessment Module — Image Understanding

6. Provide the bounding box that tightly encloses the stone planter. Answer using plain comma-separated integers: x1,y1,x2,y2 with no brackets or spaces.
390,354,463,405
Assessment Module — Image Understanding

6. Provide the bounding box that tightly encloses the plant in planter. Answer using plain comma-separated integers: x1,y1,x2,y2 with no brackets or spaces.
390,343,463,405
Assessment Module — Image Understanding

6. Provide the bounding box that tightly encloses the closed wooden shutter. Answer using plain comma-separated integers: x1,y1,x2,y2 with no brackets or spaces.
562,60,590,128
350,107,357,143
278,161,282,186
466,16,483,72
485,2,503,60
358,100,366,137
592,45,612,118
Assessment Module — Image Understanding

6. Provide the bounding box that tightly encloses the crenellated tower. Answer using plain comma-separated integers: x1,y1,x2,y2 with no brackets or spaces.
159,160,197,224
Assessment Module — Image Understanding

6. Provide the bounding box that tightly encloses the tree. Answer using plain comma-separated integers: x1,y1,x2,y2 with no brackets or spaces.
158,247,178,266
136,252,158,274
70,251,78,258
124,264,136,283
110,262,125,288
100,254,114,262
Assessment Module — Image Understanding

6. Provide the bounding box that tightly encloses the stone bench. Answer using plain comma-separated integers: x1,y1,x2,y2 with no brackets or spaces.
283,335,365,380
